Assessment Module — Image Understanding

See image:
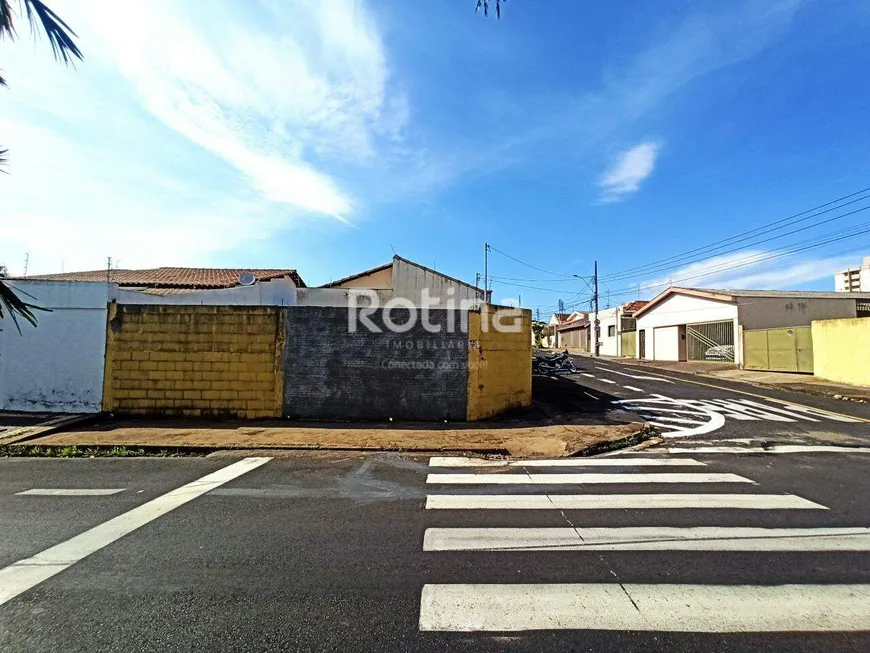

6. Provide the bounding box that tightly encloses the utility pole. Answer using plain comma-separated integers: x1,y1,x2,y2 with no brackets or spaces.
23,253,29,277
593,260,600,357
483,242,489,300
106,256,112,284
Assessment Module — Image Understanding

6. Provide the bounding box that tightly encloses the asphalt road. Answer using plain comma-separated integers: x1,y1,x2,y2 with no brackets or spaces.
1,446,869,652
554,354,870,448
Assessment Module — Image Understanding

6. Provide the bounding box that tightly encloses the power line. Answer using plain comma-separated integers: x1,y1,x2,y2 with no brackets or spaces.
602,186,870,281
487,244,582,279
602,227,870,300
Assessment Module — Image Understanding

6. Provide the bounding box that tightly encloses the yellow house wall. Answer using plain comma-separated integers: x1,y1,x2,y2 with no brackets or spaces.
332,265,393,289
103,304,283,419
811,318,870,387
467,306,533,420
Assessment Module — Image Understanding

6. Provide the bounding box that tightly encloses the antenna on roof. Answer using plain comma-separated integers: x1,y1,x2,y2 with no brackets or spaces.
390,244,396,255
238,272,257,286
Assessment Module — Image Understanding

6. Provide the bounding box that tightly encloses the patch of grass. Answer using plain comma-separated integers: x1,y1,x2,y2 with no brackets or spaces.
0,445,206,458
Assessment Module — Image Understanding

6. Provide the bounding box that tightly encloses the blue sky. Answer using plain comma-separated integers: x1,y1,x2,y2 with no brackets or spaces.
2,0,870,316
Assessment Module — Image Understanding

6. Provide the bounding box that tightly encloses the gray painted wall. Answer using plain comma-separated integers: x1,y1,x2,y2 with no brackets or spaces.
282,307,469,420
737,297,859,330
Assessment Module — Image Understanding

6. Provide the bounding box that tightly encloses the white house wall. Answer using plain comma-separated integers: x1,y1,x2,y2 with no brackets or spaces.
296,288,393,307
0,281,111,413
636,294,738,361
597,307,620,357
116,278,298,306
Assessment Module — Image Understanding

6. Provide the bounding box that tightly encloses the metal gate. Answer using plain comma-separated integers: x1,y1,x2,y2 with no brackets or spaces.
686,320,734,362
621,331,636,358
743,326,813,373
638,329,646,359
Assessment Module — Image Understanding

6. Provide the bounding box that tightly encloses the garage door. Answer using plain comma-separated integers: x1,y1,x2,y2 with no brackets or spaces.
743,326,813,373
653,326,680,361
687,320,734,362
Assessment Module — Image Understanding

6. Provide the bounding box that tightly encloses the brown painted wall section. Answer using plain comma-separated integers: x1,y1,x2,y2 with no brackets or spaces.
103,304,283,418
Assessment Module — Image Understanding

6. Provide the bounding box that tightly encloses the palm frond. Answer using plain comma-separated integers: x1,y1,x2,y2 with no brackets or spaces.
0,0,13,37
23,0,82,65
475,0,506,18
0,280,50,333
0,146,8,172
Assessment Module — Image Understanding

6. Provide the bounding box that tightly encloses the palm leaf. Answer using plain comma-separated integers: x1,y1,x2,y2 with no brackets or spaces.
23,0,82,65
0,280,50,333
0,0,13,37
0,146,7,171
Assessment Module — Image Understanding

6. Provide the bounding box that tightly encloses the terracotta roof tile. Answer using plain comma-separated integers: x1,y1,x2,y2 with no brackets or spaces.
20,267,305,289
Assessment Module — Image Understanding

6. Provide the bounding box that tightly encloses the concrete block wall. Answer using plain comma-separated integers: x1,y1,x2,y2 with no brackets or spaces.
467,306,533,420
282,307,469,420
103,304,283,418
811,318,870,387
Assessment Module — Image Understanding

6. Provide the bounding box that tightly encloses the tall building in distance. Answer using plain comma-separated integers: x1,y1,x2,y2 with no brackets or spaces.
835,256,870,292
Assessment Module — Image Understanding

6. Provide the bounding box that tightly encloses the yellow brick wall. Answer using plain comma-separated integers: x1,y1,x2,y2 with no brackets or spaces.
811,318,870,387
103,304,284,419
467,305,533,420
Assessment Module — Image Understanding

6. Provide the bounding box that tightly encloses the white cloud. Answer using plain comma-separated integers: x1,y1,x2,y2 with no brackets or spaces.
0,0,407,274
638,250,855,295
598,142,660,202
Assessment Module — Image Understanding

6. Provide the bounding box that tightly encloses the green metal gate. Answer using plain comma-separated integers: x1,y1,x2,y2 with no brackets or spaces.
686,320,735,362
743,326,813,373
621,331,636,358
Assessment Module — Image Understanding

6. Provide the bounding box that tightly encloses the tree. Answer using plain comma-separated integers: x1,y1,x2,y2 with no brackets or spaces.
531,320,546,348
475,0,506,18
0,0,80,328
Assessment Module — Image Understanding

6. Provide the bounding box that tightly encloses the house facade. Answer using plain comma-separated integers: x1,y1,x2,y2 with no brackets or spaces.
597,300,648,357
633,287,870,368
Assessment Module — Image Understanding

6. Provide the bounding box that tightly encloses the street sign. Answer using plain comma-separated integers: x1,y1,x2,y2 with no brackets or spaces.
594,319,600,326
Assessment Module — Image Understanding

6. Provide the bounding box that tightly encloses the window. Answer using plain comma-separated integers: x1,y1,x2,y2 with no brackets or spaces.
857,299,870,318
608,325,616,337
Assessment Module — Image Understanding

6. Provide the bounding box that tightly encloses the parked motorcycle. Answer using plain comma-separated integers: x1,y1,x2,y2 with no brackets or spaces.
534,350,577,375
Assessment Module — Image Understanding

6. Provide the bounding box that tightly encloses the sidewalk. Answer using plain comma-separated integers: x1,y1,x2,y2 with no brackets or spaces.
624,359,870,404
12,418,646,458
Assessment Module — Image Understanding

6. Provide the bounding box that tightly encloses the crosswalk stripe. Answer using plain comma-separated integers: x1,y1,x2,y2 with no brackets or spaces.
16,489,125,496
423,526,870,551
424,494,827,510
428,456,706,467
426,473,752,485
418,583,870,632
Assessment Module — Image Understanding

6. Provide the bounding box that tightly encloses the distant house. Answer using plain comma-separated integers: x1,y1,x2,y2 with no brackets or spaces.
633,287,870,368
21,267,305,306
554,311,590,351
597,300,649,357
300,255,487,308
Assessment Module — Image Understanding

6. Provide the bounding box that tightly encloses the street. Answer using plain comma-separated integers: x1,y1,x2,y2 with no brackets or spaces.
559,355,869,449
2,395,870,653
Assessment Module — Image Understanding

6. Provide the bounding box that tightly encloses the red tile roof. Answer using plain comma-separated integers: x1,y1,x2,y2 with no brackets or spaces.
21,267,306,289
622,300,649,313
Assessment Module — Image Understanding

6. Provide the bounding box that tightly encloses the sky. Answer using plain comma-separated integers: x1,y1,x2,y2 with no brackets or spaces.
2,0,870,316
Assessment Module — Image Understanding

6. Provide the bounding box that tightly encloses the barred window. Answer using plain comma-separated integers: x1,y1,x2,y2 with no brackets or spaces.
857,299,870,318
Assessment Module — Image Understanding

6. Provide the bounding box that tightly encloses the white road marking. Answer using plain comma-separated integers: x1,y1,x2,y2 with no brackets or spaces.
580,373,595,378
16,489,125,496
583,391,599,400
425,494,827,510
423,526,870,552
426,472,752,485
428,456,706,467
622,385,644,392
418,583,870,632
662,445,870,455
597,378,617,384
0,457,271,607
781,402,862,423
648,416,708,425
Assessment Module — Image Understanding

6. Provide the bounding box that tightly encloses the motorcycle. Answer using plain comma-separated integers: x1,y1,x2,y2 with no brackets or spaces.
534,349,577,375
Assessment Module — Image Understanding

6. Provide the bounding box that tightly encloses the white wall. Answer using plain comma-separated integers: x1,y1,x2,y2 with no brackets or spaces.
116,278,298,306
598,307,619,356
296,287,393,307
653,326,680,361
636,293,738,361
0,281,110,413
